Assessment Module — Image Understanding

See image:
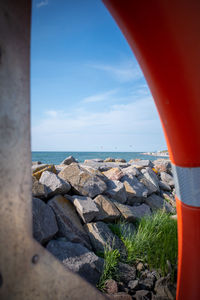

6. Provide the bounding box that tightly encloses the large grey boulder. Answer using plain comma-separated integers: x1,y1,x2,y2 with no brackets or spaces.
130,160,153,169
103,167,124,181
39,171,71,198
85,221,126,255
113,202,152,222
58,163,107,198
54,164,66,174
138,174,158,195
70,195,99,223
46,240,104,285
32,197,58,244
153,159,171,173
141,167,160,192
159,180,171,191
93,195,121,222
84,158,104,163
48,195,91,249
145,193,175,213
122,165,141,177
160,172,174,187
32,176,48,199
120,175,148,204
83,161,130,172
80,164,107,182
61,155,77,165
105,180,127,204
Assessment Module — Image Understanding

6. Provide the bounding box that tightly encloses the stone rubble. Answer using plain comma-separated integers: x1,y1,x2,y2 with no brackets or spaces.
48,195,92,249
85,221,126,254
46,240,104,285
32,197,58,244
58,163,107,198
32,156,177,299
39,170,71,198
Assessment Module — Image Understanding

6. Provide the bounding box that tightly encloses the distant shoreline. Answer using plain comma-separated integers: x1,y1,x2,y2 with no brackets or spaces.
142,151,169,157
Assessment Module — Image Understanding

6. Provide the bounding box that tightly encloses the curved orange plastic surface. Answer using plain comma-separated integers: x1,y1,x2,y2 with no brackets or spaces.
176,197,200,300
103,0,200,167
103,1,200,300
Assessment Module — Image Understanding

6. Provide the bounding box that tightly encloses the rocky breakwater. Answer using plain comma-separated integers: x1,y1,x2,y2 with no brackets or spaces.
32,156,177,300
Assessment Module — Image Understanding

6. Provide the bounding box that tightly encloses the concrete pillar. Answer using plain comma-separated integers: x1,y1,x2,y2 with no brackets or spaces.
0,1,105,299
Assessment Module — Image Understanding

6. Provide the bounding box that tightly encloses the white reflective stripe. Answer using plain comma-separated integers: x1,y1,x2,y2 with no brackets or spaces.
172,164,200,207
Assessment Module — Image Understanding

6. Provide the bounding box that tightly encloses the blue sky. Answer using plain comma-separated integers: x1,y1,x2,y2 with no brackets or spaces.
31,0,166,152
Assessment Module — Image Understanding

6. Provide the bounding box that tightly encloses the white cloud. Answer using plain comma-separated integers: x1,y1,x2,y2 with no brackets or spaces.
32,94,166,151
82,89,117,103
90,61,143,82
45,110,58,118
36,0,48,8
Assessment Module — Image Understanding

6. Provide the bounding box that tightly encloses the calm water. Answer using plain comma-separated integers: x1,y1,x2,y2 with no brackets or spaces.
32,151,167,165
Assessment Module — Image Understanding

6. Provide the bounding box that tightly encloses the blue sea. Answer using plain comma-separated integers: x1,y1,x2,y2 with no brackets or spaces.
32,151,167,165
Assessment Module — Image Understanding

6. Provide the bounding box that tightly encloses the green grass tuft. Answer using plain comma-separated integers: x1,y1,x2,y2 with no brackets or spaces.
97,244,120,290
121,210,178,278
97,210,177,291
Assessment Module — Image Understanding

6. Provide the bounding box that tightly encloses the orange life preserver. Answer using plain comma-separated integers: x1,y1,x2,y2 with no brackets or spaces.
103,1,200,299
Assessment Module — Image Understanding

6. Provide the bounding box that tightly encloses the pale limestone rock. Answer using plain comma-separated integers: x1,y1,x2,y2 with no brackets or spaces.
93,195,121,222
83,161,130,172
39,171,71,198
84,158,104,163
160,172,174,187
58,163,107,198
141,167,160,192
70,195,99,223
122,165,141,177
153,159,171,173
130,159,153,169
113,202,151,222
121,175,148,204
105,180,127,204
103,167,124,181
138,174,158,195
